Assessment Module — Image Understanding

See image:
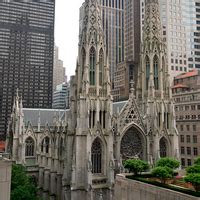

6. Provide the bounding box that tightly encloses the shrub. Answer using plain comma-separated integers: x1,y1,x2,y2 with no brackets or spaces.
185,174,200,192
152,166,173,184
124,159,149,175
186,165,200,174
156,157,180,170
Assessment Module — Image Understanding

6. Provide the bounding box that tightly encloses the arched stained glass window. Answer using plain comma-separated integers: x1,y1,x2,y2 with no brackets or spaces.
154,56,159,90
160,137,167,158
146,56,150,89
90,47,96,85
91,138,102,174
25,137,35,157
99,49,104,86
120,127,143,160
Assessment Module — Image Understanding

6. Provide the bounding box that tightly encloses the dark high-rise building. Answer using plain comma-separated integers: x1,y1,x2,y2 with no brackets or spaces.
0,0,55,139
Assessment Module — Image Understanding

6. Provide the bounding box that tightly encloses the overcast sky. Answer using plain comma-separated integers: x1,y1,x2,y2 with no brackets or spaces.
55,0,84,79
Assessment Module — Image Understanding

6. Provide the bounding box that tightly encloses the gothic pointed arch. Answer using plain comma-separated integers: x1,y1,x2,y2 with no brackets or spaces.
159,137,168,158
153,55,159,90
41,136,50,154
99,48,104,86
89,46,96,85
145,56,150,89
91,137,103,174
120,124,147,160
25,137,35,157
58,137,64,157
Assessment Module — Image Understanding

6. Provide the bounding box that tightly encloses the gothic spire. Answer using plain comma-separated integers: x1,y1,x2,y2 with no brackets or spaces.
76,0,110,97
143,0,162,46
80,0,104,46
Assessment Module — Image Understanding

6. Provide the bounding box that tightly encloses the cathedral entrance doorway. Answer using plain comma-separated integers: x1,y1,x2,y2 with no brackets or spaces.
120,125,146,160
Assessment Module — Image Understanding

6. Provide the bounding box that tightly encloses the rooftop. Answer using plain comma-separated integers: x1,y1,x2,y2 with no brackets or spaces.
175,69,199,79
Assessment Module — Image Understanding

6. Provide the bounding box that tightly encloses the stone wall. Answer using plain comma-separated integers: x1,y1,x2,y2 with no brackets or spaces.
0,155,12,200
114,174,200,200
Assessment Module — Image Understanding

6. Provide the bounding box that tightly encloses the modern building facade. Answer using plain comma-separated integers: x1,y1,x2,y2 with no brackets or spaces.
0,0,55,139
112,61,134,101
7,0,179,200
172,70,200,167
52,83,69,109
53,45,66,91
124,0,141,68
112,0,141,101
183,0,200,69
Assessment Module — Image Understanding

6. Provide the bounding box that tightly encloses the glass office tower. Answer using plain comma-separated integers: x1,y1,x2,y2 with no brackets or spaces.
0,0,55,139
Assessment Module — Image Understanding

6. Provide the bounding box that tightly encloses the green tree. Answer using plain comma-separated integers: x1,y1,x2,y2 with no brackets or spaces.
194,157,200,165
156,157,180,170
11,164,39,200
186,165,200,174
152,166,173,184
124,159,149,175
185,174,200,192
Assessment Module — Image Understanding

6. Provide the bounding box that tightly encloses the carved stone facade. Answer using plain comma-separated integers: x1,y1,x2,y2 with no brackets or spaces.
7,0,179,200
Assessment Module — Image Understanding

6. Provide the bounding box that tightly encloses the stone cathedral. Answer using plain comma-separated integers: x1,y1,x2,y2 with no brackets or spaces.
6,0,179,199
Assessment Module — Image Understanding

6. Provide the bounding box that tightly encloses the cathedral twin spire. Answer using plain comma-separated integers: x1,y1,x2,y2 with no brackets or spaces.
77,0,110,97
137,0,170,101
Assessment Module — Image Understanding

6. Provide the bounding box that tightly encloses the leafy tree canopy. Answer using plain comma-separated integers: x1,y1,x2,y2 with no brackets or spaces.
186,165,200,175
185,174,200,191
124,159,149,175
11,164,39,200
152,166,173,184
156,157,180,170
194,157,200,166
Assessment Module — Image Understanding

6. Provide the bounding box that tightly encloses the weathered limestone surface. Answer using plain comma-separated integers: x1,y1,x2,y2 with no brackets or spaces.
114,174,200,200
0,156,12,200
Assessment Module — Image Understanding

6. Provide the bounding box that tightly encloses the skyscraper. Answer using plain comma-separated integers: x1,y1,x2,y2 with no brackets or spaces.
53,45,66,91
100,0,125,83
0,0,55,139
183,0,200,69
112,0,141,101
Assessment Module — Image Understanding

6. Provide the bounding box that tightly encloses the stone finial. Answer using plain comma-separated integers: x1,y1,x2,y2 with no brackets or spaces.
129,80,135,96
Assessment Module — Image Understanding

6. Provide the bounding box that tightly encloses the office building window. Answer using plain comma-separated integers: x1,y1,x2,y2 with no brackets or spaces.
186,135,191,143
187,159,192,166
181,146,185,154
193,135,198,143
187,147,191,155
194,147,198,156
180,135,184,143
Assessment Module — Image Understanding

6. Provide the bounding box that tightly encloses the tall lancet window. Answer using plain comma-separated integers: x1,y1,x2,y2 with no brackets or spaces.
91,138,102,174
90,47,96,85
25,137,35,157
81,48,86,78
99,48,104,86
154,56,159,90
160,137,167,158
146,56,150,89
